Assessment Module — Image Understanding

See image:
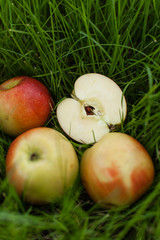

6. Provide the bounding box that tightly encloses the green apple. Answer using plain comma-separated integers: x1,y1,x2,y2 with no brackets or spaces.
81,132,154,207
6,127,79,204
0,76,53,136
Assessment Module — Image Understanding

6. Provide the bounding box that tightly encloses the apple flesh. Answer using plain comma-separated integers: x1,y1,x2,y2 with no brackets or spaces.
6,127,79,204
80,132,154,207
57,73,127,144
0,76,53,136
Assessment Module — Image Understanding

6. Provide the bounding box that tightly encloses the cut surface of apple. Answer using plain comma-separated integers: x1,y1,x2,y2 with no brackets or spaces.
57,73,127,144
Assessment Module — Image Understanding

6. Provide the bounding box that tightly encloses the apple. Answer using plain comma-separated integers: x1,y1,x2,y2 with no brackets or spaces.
0,76,53,136
80,132,154,207
57,73,127,144
6,127,79,204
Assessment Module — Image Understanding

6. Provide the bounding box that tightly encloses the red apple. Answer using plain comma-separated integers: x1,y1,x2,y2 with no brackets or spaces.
6,127,79,204
0,76,53,136
80,132,154,207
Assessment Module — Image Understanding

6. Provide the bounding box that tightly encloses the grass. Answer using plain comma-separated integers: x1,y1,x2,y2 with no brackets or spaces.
0,0,160,239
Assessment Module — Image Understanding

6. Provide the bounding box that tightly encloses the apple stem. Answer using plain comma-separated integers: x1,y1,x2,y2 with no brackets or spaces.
30,153,39,161
107,124,116,131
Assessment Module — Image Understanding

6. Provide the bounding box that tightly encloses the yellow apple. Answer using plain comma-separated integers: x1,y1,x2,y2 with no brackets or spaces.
6,127,79,204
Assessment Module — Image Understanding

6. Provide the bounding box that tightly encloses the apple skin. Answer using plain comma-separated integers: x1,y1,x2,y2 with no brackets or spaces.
0,76,53,136
6,127,79,204
80,132,154,207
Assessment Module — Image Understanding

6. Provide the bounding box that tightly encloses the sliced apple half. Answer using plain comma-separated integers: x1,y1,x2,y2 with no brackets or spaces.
57,73,127,144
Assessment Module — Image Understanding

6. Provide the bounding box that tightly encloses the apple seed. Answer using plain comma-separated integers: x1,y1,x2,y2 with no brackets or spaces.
84,105,95,115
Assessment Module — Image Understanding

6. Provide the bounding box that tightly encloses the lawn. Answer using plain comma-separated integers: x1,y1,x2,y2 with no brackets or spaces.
0,0,160,239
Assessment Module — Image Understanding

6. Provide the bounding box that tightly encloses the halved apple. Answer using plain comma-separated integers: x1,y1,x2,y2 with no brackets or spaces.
57,73,127,144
